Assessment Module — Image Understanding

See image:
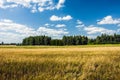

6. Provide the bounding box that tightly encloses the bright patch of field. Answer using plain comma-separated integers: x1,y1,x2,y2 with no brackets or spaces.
0,45,120,80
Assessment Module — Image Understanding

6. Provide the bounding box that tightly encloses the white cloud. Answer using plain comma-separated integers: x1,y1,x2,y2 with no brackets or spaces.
50,15,72,21
56,24,66,28
50,15,61,21
84,25,115,35
76,24,85,28
0,0,66,12
87,35,97,39
1,19,13,23
0,19,69,43
75,19,118,38
97,15,120,25
44,23,50,27
62,15,72,21
31,4,37,13
0,19,35,35
0,19,35,43
37,27,68,38
56,0,65,9
0,32,25,43
76,20,85,29
77,20,83,25
44,23,54,27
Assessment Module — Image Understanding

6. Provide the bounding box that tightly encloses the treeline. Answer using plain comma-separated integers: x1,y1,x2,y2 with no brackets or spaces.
90,34,120,44
22,35,88,46
22,34,120,46
0,42,20,46
22,36,51,45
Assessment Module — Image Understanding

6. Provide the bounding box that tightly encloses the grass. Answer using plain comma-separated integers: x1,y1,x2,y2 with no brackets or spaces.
0,45,120,80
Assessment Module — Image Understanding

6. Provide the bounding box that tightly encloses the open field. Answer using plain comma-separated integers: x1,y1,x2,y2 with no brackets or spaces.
0,45,120,80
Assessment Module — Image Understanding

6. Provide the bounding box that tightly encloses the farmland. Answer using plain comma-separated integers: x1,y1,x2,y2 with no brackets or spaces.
0,45,120,80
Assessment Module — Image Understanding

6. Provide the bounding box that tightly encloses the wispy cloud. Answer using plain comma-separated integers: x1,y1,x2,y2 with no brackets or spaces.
56,24,66,28
56,0,65,9
50,15,72,21
76,20,85,29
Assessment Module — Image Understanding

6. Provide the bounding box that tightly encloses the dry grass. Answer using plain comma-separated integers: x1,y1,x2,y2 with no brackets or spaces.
0,45,120,80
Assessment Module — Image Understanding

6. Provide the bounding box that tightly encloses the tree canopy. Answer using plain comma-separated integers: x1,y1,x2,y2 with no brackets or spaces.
22,34,120,46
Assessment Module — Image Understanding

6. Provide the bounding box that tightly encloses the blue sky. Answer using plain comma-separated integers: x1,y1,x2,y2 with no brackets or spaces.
0,0,120,43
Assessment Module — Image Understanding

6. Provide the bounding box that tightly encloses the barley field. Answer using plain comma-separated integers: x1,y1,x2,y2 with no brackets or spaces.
0,45,120,80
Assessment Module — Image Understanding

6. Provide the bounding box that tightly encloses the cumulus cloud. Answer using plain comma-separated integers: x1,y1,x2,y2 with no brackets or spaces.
0,0,66,12
0,19,35,35
0,32,25,43
50,15,72,21
0,19,69,43
37,27,68,37
97,15,120,25
84,25,115,35
56,24,66,28
0,19,36,43
75,19,120,38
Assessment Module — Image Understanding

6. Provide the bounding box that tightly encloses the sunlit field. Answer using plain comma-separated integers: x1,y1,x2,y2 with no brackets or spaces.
0,45,120,80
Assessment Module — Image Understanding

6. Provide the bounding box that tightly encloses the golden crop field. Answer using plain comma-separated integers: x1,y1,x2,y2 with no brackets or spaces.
0,45,120,80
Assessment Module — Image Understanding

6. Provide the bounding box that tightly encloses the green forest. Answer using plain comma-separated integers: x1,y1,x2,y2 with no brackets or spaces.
22,34,120,46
